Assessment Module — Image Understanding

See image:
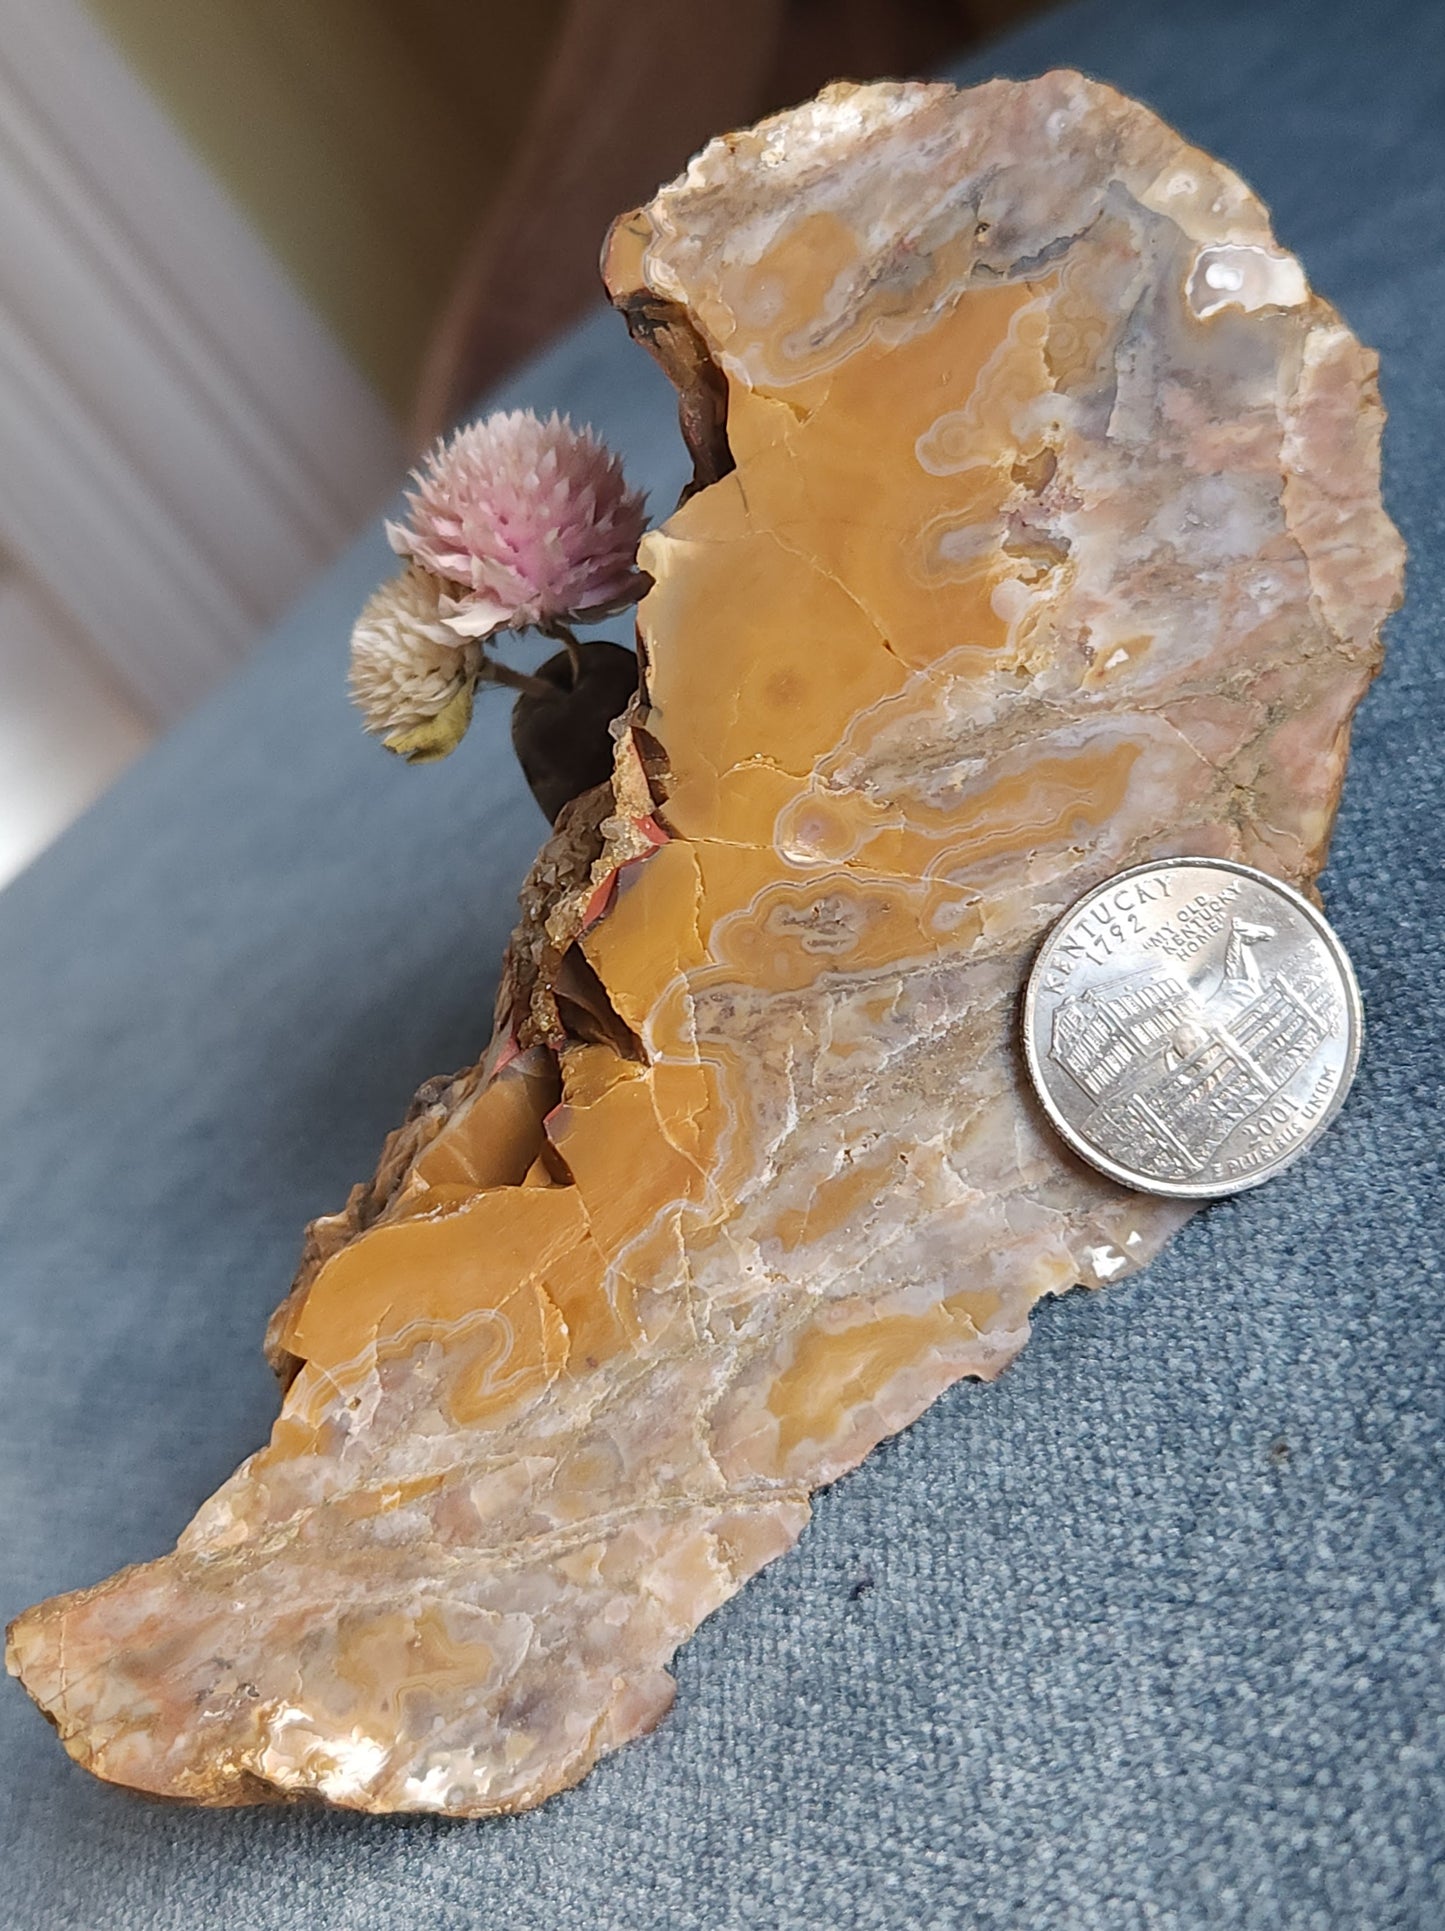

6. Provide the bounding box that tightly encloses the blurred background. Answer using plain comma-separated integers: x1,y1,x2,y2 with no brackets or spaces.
0,0,1046,887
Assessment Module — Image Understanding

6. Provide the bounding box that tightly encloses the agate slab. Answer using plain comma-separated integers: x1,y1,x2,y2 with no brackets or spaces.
7,72,1403,1815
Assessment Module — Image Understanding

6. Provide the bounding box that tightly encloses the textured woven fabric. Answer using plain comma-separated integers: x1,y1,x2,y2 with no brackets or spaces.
2,0,1442,1923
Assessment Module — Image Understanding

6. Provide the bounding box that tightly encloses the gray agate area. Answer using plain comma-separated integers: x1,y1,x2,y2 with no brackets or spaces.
2,0,1443,1923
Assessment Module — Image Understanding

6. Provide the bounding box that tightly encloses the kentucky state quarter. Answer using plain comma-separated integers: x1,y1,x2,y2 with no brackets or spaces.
1021,858,1363,1200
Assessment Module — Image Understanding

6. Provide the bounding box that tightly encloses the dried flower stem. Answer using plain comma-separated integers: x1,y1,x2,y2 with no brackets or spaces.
479,657,554,700
540,619,585,686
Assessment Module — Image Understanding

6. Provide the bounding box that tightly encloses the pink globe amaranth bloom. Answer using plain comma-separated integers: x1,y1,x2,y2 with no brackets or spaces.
386,409,649,639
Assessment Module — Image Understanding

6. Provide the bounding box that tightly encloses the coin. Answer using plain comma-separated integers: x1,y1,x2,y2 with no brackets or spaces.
1021,858,1363,1199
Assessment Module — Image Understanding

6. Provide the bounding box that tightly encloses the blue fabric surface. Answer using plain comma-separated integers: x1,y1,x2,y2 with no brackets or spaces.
3,0,1443,1923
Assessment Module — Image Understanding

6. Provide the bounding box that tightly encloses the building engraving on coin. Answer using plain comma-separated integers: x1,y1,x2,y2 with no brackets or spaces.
1022,860,1363,1199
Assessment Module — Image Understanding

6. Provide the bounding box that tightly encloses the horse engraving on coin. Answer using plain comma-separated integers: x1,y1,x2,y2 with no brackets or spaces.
1023,860,1362,1199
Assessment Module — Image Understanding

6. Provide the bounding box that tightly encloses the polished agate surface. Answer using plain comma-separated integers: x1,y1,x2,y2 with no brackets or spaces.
7,72,1403,1814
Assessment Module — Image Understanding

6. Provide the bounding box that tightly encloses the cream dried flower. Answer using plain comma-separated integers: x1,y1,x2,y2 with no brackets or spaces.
386,409,648,640
349,567,480,760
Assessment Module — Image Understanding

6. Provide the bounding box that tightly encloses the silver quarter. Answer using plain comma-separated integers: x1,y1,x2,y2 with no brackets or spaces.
1021,858,1362,1199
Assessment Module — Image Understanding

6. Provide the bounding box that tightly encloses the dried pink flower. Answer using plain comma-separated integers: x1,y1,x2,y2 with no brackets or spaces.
387,410,648,640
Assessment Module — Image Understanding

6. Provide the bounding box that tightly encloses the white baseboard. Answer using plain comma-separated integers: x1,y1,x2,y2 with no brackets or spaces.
0,561,151,886
0,0,404,721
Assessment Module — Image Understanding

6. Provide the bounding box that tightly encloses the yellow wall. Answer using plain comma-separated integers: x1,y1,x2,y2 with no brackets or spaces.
86,0,565,416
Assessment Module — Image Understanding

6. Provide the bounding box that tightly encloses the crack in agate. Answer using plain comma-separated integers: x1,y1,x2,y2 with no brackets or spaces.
7,72,1403,1816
